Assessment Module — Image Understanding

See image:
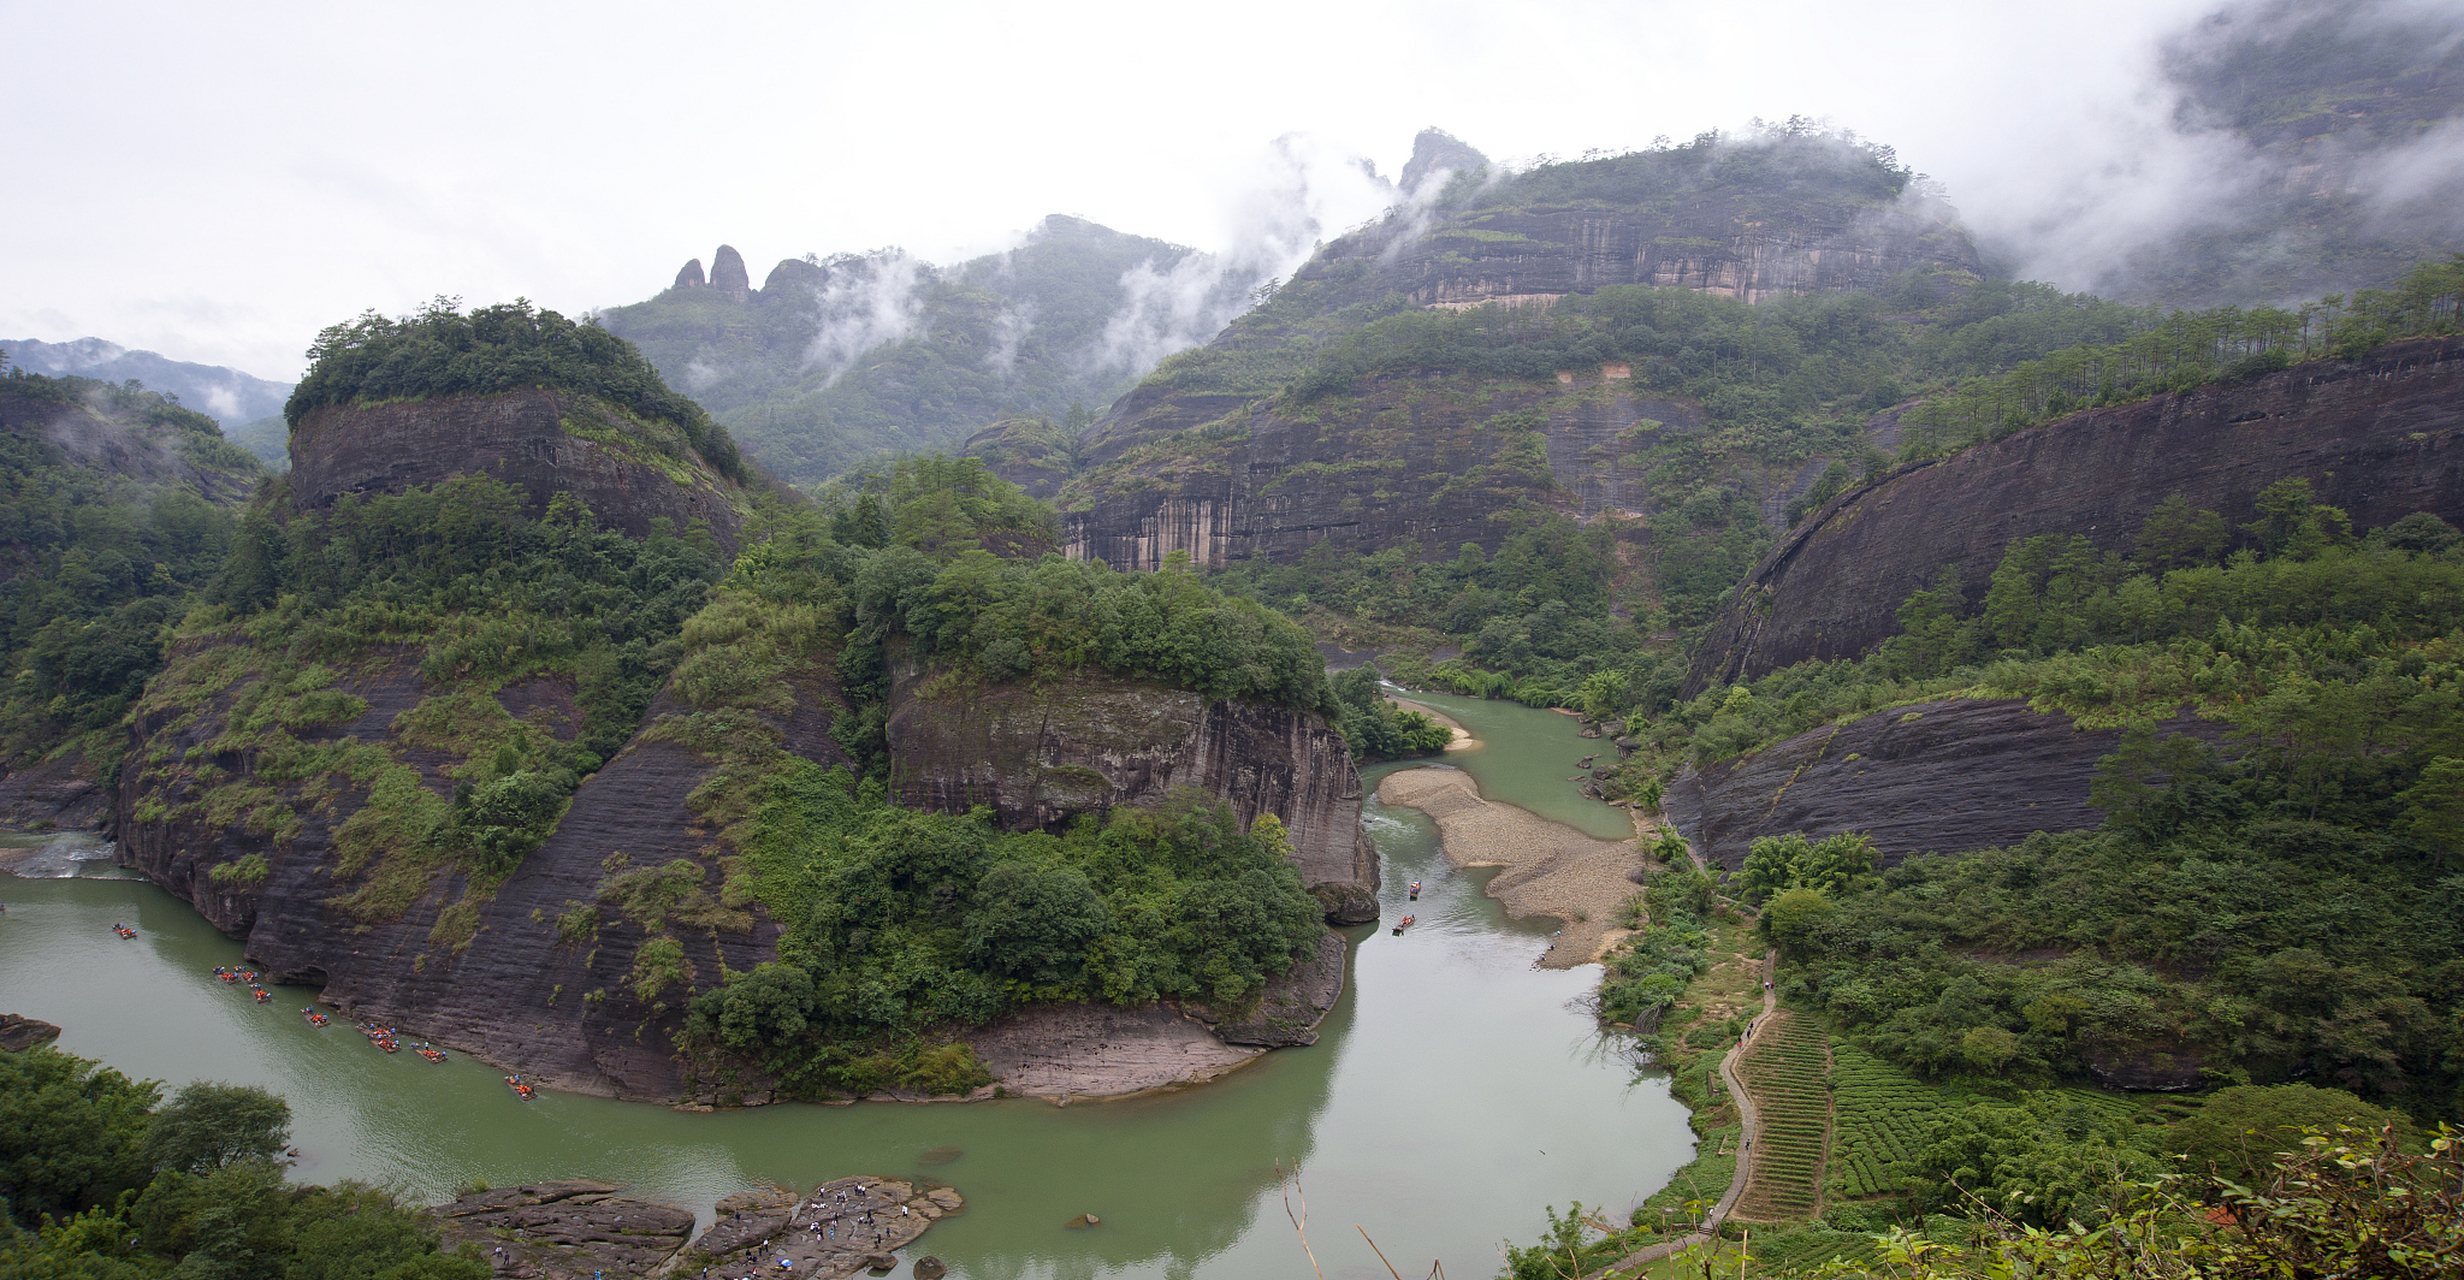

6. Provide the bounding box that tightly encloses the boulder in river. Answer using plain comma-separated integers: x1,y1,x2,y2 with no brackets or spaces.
911,1258,947,1280
0,1014,62,1051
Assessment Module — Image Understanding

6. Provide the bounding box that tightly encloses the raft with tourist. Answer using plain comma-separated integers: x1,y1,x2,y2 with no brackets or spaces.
505,1074,537,1101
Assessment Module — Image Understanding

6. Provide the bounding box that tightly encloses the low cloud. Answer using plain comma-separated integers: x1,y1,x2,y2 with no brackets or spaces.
801,252,929,386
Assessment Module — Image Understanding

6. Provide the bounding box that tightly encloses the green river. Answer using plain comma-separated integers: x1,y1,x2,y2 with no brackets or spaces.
0,694,1692,1280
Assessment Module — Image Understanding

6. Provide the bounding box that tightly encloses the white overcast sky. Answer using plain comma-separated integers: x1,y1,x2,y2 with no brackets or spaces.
2,0,2232,382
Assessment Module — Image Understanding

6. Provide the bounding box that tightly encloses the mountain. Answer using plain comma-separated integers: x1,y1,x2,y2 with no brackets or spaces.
2071,0,2464,306
599,215,1262,487
82,300,1366,1102
0,337,293,425
0,366,266,826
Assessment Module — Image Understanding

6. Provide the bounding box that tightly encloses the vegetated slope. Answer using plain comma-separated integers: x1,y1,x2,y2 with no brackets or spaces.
1645,483,2464,1115
1686,334,2464,695
105,305,1368,1100
0,368,265,826
601,216,1252,486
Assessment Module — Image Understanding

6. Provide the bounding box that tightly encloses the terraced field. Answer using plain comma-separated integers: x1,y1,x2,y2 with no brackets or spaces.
1823,1040,1951,1201
1733,1011,1831,1220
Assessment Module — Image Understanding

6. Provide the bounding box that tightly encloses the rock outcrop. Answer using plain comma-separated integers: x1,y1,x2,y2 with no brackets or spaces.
1047,374,1689,569
887,667,1378,921
0,1013,62,1051
710,245,752,302
0,754,109,831
674,259,706,290
429,1180,695,1280
288,389,745,552
1399,127,1489,197
1662,698,2225,871
684,1178,962,1280
1686,339,2464,694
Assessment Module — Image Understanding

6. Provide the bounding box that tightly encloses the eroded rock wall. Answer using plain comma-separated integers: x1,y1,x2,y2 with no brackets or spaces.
1054,376,1700,571
887,666,1378,921
289,390,743,552
1687,339,2464,695
1663,698,2224,871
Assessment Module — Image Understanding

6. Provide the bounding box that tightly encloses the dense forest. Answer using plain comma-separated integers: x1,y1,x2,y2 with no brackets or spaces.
0,369,263,774
0,1048,485,1280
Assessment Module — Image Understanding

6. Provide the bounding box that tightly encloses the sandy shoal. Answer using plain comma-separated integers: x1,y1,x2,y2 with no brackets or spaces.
1376,766,1648,968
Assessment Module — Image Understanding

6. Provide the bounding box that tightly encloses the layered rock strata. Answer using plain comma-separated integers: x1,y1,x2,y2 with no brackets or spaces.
1662,698,2223,871
1041,376,1692,569
430,1180,696,1280
888,668,1379,922
289,390,744,552
1687,339,2464,694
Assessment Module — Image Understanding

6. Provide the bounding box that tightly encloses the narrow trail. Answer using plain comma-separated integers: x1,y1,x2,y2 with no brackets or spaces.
1587,947,1778,1277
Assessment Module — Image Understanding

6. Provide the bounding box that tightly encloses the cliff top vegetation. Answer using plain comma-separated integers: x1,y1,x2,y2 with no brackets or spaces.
284,298,749,483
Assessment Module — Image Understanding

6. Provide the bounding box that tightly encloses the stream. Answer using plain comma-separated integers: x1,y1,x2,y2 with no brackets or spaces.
0,696,1692,1280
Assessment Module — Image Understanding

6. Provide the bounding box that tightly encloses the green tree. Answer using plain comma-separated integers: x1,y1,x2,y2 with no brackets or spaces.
0,1047,158,1227
140,1083,290,1175
2133,493,2230,569
965,862,1111,988
2167,1083,2407,1181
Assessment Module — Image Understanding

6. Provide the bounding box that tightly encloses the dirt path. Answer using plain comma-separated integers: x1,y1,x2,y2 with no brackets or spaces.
1587,949,1776,1277
1374,767,1645,967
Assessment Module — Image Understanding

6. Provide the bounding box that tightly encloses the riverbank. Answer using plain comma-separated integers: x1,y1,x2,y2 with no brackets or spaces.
431,1176,964,1280
1374,767,1644,968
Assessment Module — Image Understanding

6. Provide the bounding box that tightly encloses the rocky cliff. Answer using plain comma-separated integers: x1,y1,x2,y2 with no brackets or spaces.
1048,373,1694,570
888,665,1378,920
289,389,746,551
1686,338,2464,695
1663,698,2224,872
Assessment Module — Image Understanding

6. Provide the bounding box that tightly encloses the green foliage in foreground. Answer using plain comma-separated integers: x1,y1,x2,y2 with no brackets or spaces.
285,298,747,483
0,369,261,767
687,774,1322,1095
0,1047,486,1280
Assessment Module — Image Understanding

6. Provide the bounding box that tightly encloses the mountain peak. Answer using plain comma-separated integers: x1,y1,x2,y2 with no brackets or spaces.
1400,128,1488,197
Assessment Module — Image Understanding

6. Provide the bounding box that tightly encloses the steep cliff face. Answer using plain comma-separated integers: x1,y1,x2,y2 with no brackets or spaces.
289,390,745,551
1686,338,2464,695
887,665,1378,921
1049,373,1702,570
1663,698,2223,872
113,642,847,1100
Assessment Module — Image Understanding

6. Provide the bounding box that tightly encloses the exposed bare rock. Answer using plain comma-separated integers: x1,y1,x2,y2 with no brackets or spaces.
0,753,108,831
289,390,744,554
430,1180,694,1280
1056,376,1687,568
965,1002,1261,1100
1687,339,2464,695
1662,698,2226,871
887,668,1377,923
675,259,706,290
0,1014,62,1051
1198,928,1347,1047
1400,127,1489,197
710,246,752,302
686,1177,962,1280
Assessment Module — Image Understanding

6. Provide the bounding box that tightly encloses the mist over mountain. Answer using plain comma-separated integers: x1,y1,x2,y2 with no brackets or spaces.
1986,0,2464,305
0,337,292,424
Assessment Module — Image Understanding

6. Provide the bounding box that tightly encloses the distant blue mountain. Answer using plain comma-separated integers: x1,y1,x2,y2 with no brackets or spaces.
1,337,293,425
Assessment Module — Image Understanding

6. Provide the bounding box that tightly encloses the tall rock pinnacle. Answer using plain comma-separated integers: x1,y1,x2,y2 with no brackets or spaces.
673,258,706,290
710,246,752,302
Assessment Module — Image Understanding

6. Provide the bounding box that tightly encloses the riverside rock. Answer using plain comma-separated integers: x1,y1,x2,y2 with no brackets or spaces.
686,1178,961,1280
1685,338,2464,695
0,1014,62,1051
429,1180,694,1280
